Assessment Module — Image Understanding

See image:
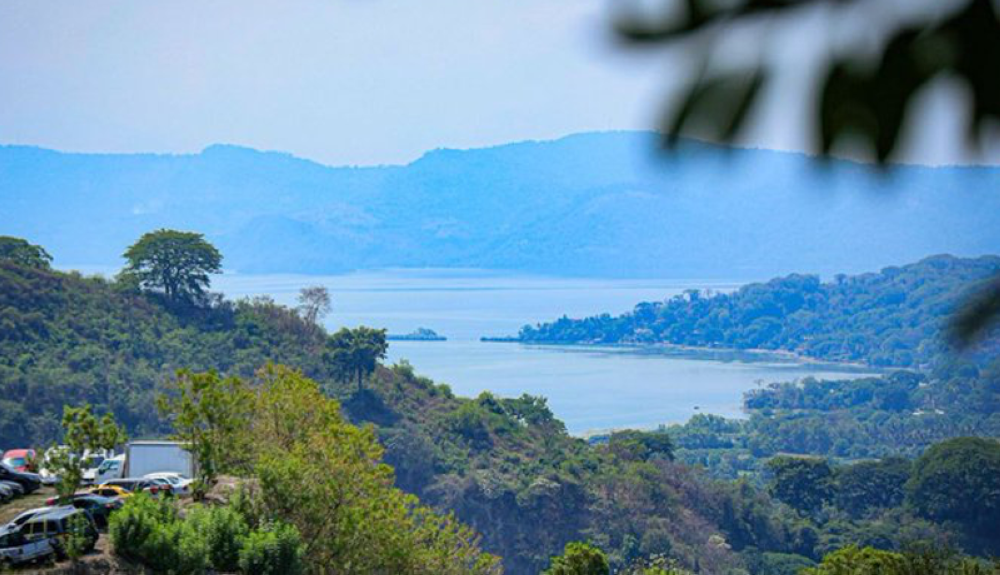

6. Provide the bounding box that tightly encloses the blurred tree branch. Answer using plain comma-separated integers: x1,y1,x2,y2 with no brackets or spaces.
616,0,1000,345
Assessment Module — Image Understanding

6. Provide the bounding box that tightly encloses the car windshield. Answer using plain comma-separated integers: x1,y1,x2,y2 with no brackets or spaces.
97,460,120,472
1,458,25,468
13,511,41,525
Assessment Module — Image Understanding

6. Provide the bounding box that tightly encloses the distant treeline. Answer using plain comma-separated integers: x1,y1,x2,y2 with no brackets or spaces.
518,255,1000,368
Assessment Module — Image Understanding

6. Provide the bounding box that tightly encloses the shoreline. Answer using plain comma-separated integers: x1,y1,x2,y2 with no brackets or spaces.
480,340,880,373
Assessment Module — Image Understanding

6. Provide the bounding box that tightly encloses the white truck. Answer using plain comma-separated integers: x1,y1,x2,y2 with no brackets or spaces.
93,441,195,485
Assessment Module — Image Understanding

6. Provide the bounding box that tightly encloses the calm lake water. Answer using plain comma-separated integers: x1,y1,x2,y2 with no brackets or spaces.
214,270,873,434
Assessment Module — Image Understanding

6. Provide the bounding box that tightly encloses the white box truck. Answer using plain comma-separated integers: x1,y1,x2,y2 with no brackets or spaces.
125,441,195,478
94,441,195,484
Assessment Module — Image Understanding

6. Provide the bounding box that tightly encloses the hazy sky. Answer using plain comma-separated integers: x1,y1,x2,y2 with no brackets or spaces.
0,0,988,165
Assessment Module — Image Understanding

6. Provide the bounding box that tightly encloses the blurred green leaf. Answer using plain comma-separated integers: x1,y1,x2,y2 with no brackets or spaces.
952,280,1000,347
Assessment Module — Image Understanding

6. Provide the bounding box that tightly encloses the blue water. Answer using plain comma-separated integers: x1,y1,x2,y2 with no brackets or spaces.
214,270,872,434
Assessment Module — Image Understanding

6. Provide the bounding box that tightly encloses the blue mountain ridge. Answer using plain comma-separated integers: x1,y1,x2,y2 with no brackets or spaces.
1,131,998,279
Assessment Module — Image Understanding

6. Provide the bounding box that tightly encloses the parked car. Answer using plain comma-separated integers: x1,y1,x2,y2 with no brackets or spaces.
4,506,66,531
144,472,193,495
64,496,121,529
97,478,164,497
45,492,101,506
0,526,57,568
144,477,175,497
1,450,36,473
87,484,132,500
0,480,25,497
19,507,99,558
0,463,41,494
42,494,123,526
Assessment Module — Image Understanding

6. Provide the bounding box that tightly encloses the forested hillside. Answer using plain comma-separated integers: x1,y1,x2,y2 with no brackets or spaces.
3,251,1000,573
518,255,1000,368
4,132,1000,278
0,259,766,573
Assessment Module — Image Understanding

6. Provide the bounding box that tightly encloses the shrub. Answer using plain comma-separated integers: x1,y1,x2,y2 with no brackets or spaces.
238,521,304,575
140,520,208,575
188,505,249,572
109,493,175,562
62,512,95,562
108,493,208,574
543,541,610,575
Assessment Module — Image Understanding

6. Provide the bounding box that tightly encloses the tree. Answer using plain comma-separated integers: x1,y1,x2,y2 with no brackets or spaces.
607,430,675,462
765,456,833,514
296,285,331,325
120,229,222,303
49,404,127,503
801,546,906,575
833,457,911,518
543,542,610,575
157,370,252,495
617,0,999,163
174,364,501,574
905,437,1000,537
0,236,52,269
326,326,389,392
802,546,996,575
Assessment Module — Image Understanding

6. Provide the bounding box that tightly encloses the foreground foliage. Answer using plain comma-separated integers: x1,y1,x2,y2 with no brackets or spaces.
109,493,302,575
803,546,1000,575
159,365,502,574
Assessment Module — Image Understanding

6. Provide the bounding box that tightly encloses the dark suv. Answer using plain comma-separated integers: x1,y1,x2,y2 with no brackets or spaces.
20,507,99,559
0,463,41,494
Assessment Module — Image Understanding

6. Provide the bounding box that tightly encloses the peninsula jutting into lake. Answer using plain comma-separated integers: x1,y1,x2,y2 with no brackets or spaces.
387,327,447,341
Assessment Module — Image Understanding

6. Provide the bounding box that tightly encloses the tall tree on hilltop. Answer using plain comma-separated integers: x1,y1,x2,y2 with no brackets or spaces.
0,236,52,269
297,285,332,325
120,229,222,303
326,326,389,393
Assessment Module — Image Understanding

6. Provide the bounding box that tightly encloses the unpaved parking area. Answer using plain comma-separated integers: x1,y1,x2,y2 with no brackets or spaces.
0,486,55,524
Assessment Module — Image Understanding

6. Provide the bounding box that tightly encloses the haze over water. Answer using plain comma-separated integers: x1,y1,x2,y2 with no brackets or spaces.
215,269,873,434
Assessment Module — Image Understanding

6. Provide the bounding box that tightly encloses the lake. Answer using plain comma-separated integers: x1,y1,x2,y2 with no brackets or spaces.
214,270,873,434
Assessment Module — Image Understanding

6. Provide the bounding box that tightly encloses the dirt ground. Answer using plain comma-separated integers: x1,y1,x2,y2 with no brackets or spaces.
0,487,55,526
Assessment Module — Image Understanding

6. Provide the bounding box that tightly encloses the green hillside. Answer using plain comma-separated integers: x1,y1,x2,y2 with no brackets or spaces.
3,252,999,572
0,259,756,573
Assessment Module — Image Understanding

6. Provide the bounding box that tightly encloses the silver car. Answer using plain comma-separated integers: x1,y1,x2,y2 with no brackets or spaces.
4,506,64,531
0,527,56,568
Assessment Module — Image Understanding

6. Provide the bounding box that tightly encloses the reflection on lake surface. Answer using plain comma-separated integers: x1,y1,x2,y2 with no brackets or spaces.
214,270,873,434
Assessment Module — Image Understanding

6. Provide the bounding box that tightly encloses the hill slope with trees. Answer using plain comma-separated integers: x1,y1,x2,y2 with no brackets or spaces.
3,237,1000,573
0,253,758,573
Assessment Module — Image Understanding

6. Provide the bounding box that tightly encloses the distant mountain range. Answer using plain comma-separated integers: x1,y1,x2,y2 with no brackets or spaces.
2,131,998,279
